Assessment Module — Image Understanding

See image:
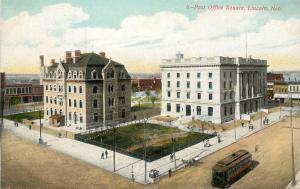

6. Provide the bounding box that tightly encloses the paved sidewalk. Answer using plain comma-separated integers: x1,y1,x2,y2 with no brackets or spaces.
3,109,290,185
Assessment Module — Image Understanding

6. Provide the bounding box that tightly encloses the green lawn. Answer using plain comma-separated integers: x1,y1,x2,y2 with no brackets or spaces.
76,123,213,161
4,111,44,122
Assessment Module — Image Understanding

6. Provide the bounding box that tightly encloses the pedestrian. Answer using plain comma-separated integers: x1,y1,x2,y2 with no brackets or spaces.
105,150,108,158
168,169,172,177
170,154,173,161
101,152,105,159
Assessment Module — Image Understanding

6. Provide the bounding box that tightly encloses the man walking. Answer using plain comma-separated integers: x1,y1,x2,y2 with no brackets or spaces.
105,150,108,158
101,152,105,159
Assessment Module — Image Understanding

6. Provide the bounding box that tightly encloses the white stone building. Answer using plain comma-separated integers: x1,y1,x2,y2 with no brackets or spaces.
160,53,268,123
42,50,131,129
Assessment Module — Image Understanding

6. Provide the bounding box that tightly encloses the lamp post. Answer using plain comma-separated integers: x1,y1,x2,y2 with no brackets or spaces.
289,92,297,186
38,109,43,144
143,116,147,183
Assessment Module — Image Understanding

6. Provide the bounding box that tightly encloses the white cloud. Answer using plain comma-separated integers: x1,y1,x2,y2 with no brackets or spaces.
1,3,300,73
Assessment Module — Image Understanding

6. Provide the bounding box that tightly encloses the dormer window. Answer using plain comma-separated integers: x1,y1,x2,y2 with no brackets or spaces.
68,71,72,79
107,69,114,79
73,71,77,79
91,70,97,79
58,70,63,79
78,71,83,79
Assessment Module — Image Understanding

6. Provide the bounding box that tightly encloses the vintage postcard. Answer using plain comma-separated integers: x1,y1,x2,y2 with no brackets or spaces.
0,0,300,189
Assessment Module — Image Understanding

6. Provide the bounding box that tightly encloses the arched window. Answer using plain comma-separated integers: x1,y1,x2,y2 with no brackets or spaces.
79,86,82,93
73,86,77,93
69,99,72,107
93,86,97,93
122,109,126,118
69,112,72,120
58,70,62,79
54,97,57,104
50,108,53,115
68,86,71,93
54,109,57,115
79,100,83,108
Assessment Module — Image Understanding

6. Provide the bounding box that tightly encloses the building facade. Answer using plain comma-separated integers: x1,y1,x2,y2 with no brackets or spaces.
160,53,267,123
131,78,161,92
42,50,131,129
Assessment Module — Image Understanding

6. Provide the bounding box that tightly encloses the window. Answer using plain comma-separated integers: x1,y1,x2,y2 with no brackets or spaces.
121,85,125,91
230,107,233,115
177,92,180,98
230,92,233,99
197,93,201,99
53,85,56,91
69,86,71,93
224,81,226,89
50,85,52,91
209,82,213,90
167,81,171,88
108,85,114,93
186,73,190,79
209,93,213,100
224,72,226,78
54,97,57,104
177,81,180,88
79,100,83,108
187,92,190,99
167,103,171,112
230,81,233,89
224,107,227,116
46,109,49,115
93,100,97,108
224,92,227,100
46,85,48,90
50,97,53,104
167,73,170,78
69,99,72,107
177,73,180,78
208,72,213,79
167,91,171,97
109,98,115,106
197,106,201,115
122,109,126,118
73,86,77,93
69,112,72,120
187,81,190,88
79,86,82,93
176,104,180,113
119,97,125,104
230,72,232,78
46,96,48,103
94,113,99,122
197,73,201,78
73,100,77,107
208,107,213,116
80,116,83,123
93,86,98,93
197,82,201,89
78,71,83,79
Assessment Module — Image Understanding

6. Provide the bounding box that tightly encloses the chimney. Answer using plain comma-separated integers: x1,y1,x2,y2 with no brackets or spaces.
40,55,44,67
74,50,81,63
65,51,73,63
99,52,106,57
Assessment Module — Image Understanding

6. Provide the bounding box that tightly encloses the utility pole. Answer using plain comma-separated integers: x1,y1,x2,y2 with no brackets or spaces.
290,93,297,186
234,118,237,141
38,109,43,144
113,123,116,172
143,117,147,183
260,110,263,128
172,136,176,168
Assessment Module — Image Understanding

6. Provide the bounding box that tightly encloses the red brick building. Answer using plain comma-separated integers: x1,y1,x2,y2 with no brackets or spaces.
267,73,284,81
131,78,161,91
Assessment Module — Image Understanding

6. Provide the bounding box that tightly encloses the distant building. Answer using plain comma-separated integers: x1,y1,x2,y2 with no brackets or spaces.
267,73,284,81
2,77,43,111
0,72,5,126
160,53,268,123
273,81,288,102
131,78,161,91
42,50,131,129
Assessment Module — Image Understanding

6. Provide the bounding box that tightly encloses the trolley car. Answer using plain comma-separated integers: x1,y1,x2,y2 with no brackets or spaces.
212,150,253,188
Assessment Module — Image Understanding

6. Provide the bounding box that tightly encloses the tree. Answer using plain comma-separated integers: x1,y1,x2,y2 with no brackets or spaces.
150,96,156,107
145,89,151,102
9,97,21,113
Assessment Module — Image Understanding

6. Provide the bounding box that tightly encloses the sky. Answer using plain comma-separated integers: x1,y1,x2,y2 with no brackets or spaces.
1,0,300,74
